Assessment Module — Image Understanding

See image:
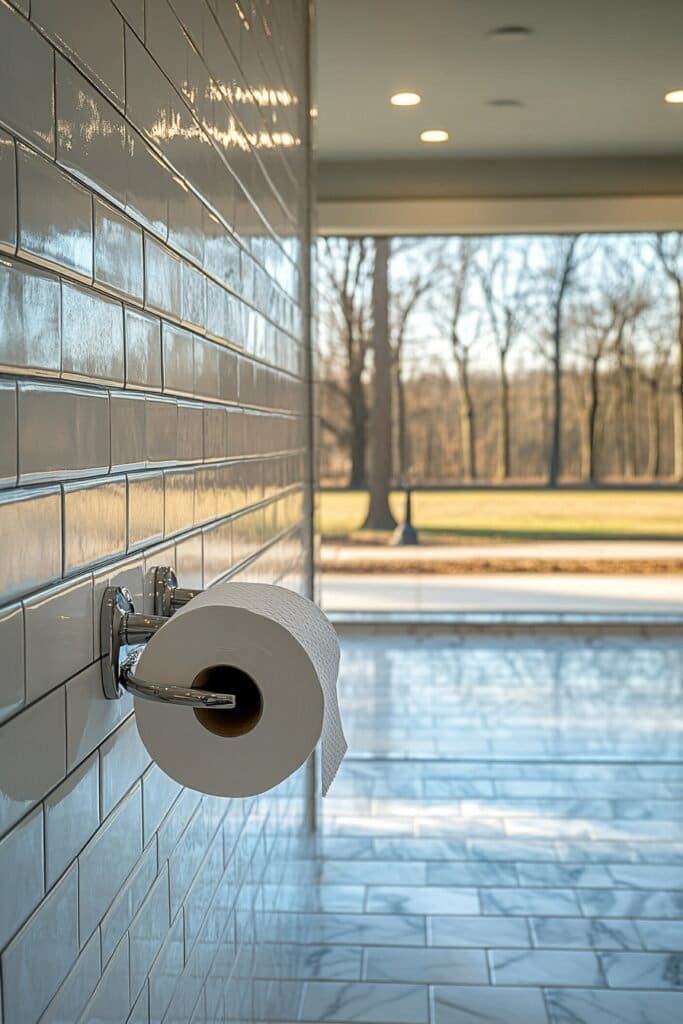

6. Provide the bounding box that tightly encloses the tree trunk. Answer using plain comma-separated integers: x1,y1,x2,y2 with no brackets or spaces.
620,363,636,478
579,411,590,481
348,368,366,487
539,372,550,477
674,281,683,480
547,238,577,486
548,330,562,486
459,359,476,482
396,365,408,481
587,358,599,482
646,378,661,478
497,350,510,480
362,237,397,530
425,421,436,481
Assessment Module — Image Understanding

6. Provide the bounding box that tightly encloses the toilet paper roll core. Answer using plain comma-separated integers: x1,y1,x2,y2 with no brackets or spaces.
191,664,263,737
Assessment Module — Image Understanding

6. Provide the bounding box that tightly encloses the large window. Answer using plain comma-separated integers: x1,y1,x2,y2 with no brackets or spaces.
317,233,683,487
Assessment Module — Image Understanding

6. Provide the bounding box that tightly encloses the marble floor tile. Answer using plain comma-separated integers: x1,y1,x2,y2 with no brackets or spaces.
299,980,429,1023
262,885,365,914
251,978,303,1021
545,987,683,1024
529,916,642,950
363,946,488,984
369,781,426,799
254,944,362,981
552,840,642,864
315,839,377,860
321,815,414,838
606,864,683,889
635,919,683,951
636,844,683,865
432,984,548,1023
426,861,518,887
467,839,560,862
481,887,581,916
516,862,612,888
373,839,469,861
320,861,427,886
429,915,531,949
489,948,603,986
414,818,507,839
366,886,479,916
611,799,681,821
599,950,683,988
578,888,683,919
423,780,495,799
277,913,427,947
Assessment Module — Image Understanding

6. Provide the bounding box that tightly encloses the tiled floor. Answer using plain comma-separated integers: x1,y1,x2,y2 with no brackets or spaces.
262,634,683,1023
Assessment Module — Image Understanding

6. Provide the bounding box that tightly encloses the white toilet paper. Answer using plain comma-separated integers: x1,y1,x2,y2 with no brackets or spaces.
134,581,347,797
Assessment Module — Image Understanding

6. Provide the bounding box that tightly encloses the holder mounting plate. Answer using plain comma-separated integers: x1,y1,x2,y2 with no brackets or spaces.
101,586,135,700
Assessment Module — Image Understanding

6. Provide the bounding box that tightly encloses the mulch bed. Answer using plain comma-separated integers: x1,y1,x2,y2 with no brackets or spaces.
321,558,683,575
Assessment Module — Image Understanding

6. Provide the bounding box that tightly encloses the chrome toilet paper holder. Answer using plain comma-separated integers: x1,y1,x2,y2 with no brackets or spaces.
101,566,236,710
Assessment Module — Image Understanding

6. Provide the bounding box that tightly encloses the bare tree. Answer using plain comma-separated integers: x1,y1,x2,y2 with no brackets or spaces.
569,307,612,482
390,240,445,481
538,235,580,486
612,294,651,479
317,237,373,486
478,239,531,480
434,239,481,481
639,328,671,479
570,249,650,481
654,233,683,479
362,236,397,530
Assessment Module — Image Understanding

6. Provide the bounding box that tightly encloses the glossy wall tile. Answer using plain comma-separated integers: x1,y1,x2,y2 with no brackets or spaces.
0,2,55,156
0,258,62,376
17,144,93,280
0,0,311,1020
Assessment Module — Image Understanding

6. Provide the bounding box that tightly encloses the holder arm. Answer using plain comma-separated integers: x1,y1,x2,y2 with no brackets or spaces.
121,649,236,708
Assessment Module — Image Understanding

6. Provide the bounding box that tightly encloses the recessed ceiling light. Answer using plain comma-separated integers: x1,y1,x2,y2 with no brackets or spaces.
420,128,449,143
490,25,532,40
488,98,524,107
391,91,421,107
664,89,683,104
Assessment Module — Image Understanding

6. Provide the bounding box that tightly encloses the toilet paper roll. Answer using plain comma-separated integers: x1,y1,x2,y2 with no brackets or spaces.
134,581,346,797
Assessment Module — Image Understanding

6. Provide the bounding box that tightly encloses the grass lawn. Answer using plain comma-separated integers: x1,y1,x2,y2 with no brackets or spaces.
319,488,683,542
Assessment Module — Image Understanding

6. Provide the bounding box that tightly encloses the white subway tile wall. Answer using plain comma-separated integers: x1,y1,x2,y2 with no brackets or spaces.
0,0,312,1021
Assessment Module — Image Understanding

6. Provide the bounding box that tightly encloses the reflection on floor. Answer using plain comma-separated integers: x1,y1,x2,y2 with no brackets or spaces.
262,635,683,1024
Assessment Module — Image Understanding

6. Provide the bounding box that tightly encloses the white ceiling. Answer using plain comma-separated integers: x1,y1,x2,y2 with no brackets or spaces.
316,0,683,162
